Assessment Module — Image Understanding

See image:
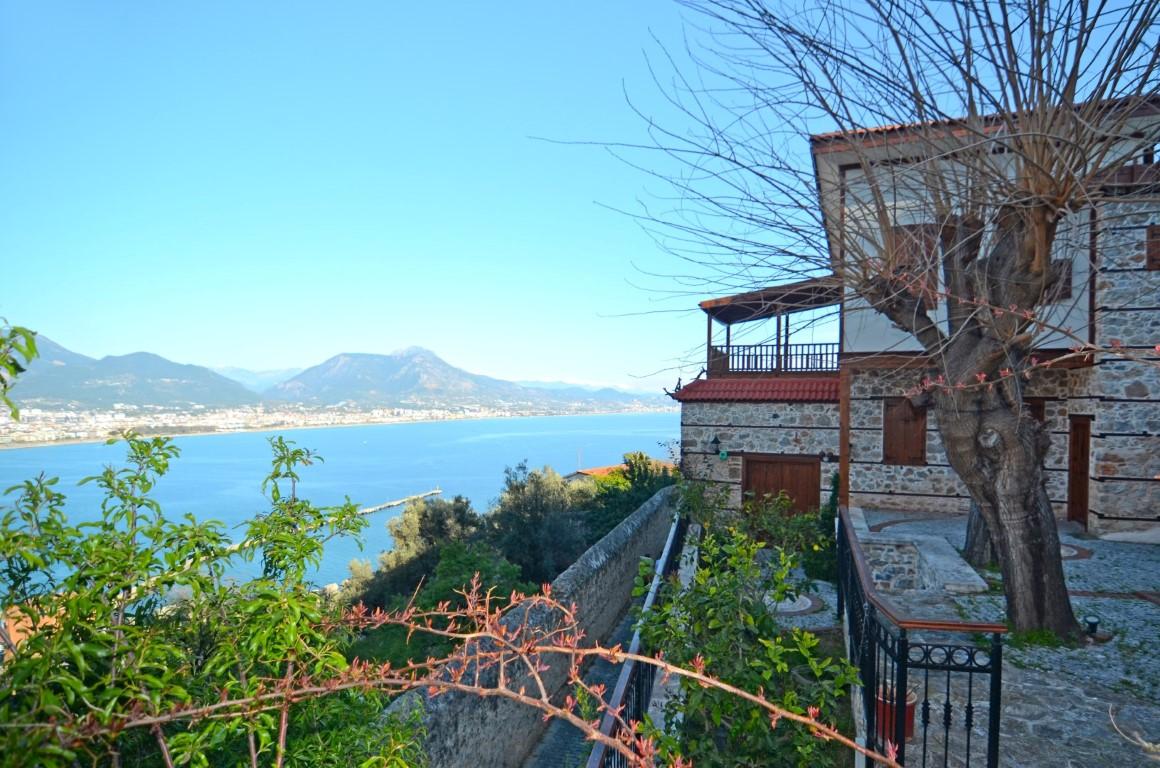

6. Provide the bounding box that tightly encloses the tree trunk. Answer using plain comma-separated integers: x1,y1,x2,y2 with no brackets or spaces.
963,501,996,567
935,392,1080,637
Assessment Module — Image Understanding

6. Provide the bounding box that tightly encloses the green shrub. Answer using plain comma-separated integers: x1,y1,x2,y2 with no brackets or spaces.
487,462,591,585
0,435,426,767
347,541,533,665
637,529,857,767
584,451,675,542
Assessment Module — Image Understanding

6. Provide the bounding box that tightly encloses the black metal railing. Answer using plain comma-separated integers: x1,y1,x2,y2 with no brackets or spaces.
585,513,689,768
837,507,1006,767
708,342,839,375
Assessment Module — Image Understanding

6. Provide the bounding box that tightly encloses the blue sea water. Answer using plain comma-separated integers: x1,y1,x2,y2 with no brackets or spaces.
0,412,679,586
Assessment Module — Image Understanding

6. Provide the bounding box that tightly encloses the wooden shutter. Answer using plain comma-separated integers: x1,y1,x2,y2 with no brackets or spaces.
1148,225,1160,271
1024,398,1047,423
883,398,927,465
891,224,940,307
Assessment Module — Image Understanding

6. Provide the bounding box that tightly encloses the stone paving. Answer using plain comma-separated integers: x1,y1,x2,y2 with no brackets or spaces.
864,512,1160,767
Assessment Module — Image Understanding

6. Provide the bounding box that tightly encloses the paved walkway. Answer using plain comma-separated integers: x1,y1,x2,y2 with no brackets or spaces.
863,511,1160,767
521,611,637,768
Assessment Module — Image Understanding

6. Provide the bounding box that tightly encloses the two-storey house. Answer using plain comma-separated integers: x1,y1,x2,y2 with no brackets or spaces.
674,110,1160,534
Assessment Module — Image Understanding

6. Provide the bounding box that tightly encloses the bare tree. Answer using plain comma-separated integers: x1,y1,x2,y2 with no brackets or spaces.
639,0,1159,634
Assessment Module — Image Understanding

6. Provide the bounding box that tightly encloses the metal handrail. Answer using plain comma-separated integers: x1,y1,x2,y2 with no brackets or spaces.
585,512,687,768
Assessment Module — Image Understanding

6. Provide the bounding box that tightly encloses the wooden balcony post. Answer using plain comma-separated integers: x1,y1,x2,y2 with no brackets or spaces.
775,314,782,372
706,315,712,373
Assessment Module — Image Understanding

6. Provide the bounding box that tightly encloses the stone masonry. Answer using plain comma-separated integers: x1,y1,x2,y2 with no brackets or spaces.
680,400,840,509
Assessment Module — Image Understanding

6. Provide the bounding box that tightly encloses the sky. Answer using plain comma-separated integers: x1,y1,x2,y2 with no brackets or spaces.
0,2,831,391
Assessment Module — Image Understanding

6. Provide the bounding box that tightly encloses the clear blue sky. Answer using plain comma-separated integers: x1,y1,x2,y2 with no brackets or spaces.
1,1,778,391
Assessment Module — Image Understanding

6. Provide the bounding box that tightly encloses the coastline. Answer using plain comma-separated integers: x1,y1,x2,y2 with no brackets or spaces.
0,406,679,451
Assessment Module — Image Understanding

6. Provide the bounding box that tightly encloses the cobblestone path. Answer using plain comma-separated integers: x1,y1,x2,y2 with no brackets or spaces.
866,513,1160,767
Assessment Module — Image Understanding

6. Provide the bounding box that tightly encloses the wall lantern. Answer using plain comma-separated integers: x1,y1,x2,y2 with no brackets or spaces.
710,435,727,461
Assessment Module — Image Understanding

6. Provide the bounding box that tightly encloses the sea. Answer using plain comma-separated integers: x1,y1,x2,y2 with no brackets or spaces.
0,411,679,586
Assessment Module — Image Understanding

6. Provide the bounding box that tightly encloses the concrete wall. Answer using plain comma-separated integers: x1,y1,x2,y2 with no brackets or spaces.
385,486,678,768
679,400,840,509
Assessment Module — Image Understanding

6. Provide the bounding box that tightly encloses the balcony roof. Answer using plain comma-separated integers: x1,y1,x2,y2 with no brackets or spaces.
699,276,842,325
670,376,839,403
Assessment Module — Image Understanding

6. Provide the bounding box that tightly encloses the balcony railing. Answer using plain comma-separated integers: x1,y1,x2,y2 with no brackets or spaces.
708,342,839,375
837,506,1006,767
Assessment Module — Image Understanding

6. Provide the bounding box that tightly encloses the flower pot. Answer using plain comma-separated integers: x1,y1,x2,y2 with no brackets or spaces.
875,687,917,742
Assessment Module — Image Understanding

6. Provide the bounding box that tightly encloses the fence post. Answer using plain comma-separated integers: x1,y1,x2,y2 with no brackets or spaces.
987,632,1003,768
863,604,877,745
894,628,909,764
835,515,845,620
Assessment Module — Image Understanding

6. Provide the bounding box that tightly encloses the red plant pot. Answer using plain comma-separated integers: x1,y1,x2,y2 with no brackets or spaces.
875,687,918,742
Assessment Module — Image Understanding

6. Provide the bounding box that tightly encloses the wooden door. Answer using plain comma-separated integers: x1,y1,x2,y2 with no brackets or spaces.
1068,416,1092,528
743,455,821,515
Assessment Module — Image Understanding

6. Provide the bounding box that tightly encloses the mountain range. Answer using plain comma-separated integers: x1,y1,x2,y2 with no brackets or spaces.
12,338,664,411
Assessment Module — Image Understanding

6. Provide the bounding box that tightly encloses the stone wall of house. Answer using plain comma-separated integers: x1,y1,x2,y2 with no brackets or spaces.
1086,198,1160,532
680,400,840,510
384,486,678,768
848,367,969,515
848,367,1077,518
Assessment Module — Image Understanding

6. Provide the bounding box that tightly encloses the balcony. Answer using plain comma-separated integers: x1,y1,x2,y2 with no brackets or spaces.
698,277,842,379
708,342,839,376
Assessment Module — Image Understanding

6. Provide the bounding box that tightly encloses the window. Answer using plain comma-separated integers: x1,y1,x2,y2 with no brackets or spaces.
1148,225,1160,271
1024,398,1047,423
890,224,940,308
1048,259,1072,301
883,398,927,465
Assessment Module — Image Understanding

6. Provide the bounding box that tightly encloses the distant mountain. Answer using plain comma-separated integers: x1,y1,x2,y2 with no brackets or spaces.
266,347,529,406
266,348,665,408
12,337,260,409
517,379,659,399
11,339,667,412
213,366,304,393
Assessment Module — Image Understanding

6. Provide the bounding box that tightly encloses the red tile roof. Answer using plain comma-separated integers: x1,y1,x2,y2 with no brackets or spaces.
670,376,839,403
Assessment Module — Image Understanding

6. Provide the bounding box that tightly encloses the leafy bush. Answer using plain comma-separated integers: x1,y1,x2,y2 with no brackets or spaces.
802,474,840,583
637,530,857,768
356,495,482,609
347,541,534,665
486,462,591,585
584,451,675,542
740,479,839,584
0,435,425,767
381,495,481,571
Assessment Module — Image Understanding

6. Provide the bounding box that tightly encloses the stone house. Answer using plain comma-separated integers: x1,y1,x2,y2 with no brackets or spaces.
674,114,1160,535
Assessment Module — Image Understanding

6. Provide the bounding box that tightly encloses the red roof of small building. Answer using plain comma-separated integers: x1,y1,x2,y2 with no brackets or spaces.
670,376,839,403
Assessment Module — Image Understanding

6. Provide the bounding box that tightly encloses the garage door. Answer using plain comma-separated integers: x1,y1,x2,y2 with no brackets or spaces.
743,454,821,515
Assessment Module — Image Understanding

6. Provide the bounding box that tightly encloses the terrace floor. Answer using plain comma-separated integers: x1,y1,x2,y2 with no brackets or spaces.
858,510,1160,767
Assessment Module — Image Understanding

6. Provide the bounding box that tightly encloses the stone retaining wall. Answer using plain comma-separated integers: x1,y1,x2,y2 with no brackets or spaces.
385,486,678,768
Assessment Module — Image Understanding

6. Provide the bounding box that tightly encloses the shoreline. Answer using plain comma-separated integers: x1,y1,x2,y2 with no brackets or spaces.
0,407,679,451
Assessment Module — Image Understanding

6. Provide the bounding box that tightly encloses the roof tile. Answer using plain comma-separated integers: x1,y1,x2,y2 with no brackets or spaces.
670,376,839,403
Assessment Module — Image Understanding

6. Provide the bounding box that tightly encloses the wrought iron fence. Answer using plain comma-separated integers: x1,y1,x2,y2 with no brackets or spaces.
837,507,1006,767
585,513,688,768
